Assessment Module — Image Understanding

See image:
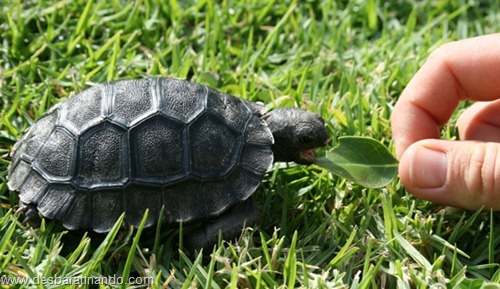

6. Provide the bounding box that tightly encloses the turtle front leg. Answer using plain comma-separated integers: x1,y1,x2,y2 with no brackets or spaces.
18,201,42,227
184,197,260,252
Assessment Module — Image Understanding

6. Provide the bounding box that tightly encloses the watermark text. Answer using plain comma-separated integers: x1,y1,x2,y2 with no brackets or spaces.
0,274,154,286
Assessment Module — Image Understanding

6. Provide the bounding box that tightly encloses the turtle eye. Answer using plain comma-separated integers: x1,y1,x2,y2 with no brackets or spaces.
299,134,315,144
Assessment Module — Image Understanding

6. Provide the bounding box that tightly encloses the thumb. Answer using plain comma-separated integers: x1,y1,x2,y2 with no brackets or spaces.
399,139,500,210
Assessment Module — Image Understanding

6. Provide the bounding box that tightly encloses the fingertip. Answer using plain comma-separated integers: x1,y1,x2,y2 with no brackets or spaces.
398,140,454,206
398,140,500,211
457,100,500,142
399,141,447,190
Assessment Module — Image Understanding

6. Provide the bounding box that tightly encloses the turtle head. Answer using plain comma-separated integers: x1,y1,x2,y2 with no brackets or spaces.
263,107,328,165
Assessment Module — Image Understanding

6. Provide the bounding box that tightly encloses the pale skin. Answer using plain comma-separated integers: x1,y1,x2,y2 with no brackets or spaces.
391,33,500,210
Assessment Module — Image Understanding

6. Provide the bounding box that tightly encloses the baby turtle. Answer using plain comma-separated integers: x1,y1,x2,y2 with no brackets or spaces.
7,77,328,249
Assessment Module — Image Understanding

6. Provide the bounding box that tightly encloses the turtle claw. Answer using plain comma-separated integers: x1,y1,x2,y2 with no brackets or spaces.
17,201,42,227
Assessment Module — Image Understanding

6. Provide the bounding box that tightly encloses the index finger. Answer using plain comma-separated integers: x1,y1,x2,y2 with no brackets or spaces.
391,34,500,158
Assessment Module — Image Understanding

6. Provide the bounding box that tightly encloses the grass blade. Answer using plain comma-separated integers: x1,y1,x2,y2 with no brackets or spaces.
121,209,149,287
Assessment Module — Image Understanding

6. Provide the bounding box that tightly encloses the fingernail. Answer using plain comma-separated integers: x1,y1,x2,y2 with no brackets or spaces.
409,147,448,189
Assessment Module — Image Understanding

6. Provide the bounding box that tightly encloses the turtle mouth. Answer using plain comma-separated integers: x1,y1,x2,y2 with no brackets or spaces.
299,149,317,164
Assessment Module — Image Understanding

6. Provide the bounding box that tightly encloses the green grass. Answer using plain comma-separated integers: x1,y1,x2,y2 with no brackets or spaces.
1,0,499,288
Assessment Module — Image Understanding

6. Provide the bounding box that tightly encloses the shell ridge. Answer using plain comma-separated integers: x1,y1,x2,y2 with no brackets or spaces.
151,77,162,111
185,84,210,176
20,152,35,163
100,83,109,118
239,97,266,116
127,122,132,185
201,83,209,109
238,113,255,163
108,82,116,117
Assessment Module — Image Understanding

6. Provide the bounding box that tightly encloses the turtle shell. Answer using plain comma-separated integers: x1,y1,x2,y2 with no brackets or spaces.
7,77,274,232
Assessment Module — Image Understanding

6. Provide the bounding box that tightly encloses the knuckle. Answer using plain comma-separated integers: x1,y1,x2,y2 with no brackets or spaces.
463,143,499,206
429,41,458,61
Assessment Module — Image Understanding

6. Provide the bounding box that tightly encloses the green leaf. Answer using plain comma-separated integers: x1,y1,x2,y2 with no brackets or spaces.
316,136,398,188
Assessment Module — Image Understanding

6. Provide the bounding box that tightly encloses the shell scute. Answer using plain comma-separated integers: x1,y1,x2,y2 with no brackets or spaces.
189,114,240,178
61,85,103,133
130,115,187,184
159,78,205,123
206,88,250,132
75,122,128,189
113,79,155,125
34,127,77,181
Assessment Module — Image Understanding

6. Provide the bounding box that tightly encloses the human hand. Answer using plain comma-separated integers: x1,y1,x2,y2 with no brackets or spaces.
391,34,500,210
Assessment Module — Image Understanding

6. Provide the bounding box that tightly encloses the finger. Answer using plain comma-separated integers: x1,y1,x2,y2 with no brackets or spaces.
392,34,500,158
456,100,500,142
399,139,500,210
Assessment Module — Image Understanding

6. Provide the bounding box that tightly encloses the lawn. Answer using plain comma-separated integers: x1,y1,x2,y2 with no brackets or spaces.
0,0,499,288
